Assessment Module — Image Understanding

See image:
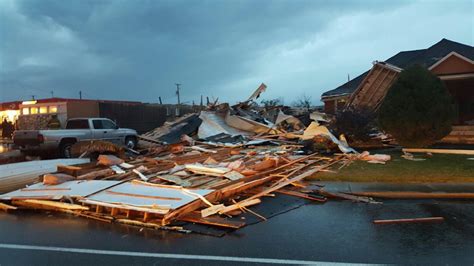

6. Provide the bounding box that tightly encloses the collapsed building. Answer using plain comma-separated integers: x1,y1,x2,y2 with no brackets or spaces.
321,38,474,144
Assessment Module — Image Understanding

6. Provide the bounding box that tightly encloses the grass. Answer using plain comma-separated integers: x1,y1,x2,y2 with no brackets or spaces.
312,150,474,183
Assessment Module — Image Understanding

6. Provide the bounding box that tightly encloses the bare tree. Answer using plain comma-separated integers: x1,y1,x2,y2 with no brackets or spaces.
260,97,284,107
292,94,312,109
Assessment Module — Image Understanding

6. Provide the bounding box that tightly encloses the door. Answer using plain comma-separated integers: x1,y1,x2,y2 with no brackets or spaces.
92,119,121,144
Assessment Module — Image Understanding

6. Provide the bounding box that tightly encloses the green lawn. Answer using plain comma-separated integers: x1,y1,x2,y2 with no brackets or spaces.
312,151,474,183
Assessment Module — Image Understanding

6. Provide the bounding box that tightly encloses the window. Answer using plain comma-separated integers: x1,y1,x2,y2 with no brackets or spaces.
93,119,117,129
30,107,38,114
39,106,48,114
102,119,117,129
66,119,89,129
22,108,30,115
49,106,58,113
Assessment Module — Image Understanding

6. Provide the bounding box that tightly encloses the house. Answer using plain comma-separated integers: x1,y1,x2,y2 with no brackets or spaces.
321,38,474,143
321,39,474,121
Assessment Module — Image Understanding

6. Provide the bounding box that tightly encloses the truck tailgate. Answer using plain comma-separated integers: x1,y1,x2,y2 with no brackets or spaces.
13,131,42,146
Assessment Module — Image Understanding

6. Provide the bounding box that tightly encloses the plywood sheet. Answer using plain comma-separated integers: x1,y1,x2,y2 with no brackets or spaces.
84,182,213,210
0,180,120,200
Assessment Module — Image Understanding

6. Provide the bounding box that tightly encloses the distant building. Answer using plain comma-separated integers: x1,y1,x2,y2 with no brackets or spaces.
321,38,474,126
1,97,201,133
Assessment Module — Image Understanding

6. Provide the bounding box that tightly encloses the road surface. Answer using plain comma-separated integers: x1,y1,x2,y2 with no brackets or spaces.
0,183,473,265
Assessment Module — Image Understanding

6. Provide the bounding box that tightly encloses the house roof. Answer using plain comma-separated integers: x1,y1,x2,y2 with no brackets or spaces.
322,38,474,99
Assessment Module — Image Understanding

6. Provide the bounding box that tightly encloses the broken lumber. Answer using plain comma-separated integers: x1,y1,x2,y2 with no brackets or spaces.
349,191,474,199
0,202,17,212
12,199,89,211
276,189,327,202
77,169,115,180
373,217,444,224
179,211,246,229
319,190,379,203
402,148,474,155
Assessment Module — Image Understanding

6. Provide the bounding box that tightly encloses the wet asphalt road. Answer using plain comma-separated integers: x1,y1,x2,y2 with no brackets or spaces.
0,183,474,265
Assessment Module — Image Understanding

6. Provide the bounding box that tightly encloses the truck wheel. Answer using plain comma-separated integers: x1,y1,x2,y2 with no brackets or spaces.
59,142,74,158
125,137,137,149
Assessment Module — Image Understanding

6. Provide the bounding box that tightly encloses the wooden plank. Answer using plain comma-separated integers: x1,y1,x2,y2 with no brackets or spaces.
12,199,89,211
20,188,71,192
350,191,474,199
374,217,444,224
57,165,83,177
154,175,191,187
105,190,182,201
77,169,115,180
179,211,246,229
276,189,327,202
402,148,474,155
219,199,261,214
0,202,17,212
200,204,225,217
318,190,376,203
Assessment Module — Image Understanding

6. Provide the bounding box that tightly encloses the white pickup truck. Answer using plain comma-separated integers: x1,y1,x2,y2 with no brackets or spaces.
13,118,138,158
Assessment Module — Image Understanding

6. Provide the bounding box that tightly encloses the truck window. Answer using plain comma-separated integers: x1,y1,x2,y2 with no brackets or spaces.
66,119,89,129
93,119,117,129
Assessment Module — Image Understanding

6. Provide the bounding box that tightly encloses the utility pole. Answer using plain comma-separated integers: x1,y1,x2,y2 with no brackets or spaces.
347,74,350,82
175,83,181,105
50,90,54,98
200,95,203,106
158,96,162,105
31,95,36,100
79,91,82,99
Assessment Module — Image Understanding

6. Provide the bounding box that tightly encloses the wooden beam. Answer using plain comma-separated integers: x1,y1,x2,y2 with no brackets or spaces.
374,217,444,224
350,191,474,199
402,148,474,155
12,199,89,211
178,211,246,229
0,202,17,212
105,190,182,201
276,189,326,202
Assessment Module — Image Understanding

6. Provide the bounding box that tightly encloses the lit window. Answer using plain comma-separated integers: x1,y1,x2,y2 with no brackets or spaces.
39,106,48,114
30,107,38,114
22,108,30,115
49,106,58,113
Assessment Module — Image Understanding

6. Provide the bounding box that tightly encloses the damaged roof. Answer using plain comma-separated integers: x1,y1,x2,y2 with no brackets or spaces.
322,38,474,99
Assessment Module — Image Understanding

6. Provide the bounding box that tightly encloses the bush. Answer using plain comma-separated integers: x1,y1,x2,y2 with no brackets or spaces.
332,108,375,142
378,65,456,147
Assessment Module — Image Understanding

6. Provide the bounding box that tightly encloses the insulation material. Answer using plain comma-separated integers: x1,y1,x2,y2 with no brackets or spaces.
309,111,330,123
274,110,304,130
302,122,357,154
225,111,280,135
197,111,250,139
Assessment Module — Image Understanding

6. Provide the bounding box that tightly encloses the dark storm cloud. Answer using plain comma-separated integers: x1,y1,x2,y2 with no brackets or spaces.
0,0,472,104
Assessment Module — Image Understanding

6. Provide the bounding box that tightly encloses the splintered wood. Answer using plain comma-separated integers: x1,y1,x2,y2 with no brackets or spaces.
0,144,348,233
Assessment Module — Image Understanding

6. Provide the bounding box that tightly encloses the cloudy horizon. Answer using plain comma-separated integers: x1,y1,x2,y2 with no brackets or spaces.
0,0,472,105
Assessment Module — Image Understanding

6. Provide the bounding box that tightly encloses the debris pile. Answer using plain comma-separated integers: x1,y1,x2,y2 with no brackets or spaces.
0,84,390,234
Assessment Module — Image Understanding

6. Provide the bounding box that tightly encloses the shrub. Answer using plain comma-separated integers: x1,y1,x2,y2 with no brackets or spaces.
332,108,375,142
378,64,456,147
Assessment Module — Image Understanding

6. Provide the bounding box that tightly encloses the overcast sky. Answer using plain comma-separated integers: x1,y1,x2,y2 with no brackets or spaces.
0,0,472,105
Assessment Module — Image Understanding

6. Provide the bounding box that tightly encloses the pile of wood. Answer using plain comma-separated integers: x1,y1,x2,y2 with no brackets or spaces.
0,141,350,232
